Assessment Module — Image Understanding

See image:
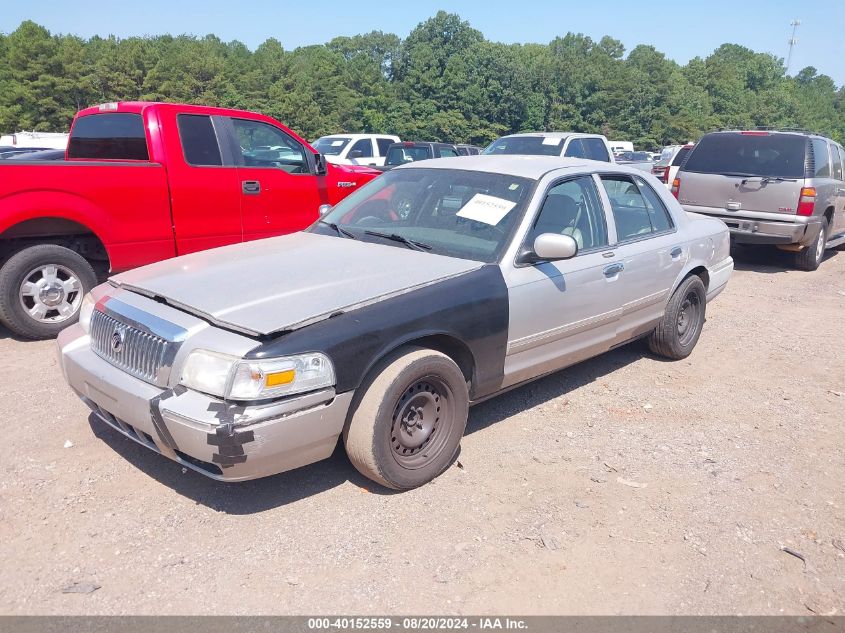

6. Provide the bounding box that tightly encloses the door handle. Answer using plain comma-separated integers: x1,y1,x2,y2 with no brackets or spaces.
242,180,261,195
603,262,624,278
670,246,683,259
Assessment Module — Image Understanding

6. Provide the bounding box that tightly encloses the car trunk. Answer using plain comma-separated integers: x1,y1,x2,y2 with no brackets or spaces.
677,132,807,215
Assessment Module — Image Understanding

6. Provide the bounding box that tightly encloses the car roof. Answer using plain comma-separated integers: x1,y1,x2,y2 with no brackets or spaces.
393,155,643,180
500,132,580,140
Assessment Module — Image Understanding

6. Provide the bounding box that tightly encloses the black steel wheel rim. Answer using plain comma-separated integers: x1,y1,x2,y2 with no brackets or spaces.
676,291,702,346
390,375,454,469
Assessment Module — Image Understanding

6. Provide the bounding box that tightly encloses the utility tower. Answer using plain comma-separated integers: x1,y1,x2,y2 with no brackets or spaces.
786,19,800,74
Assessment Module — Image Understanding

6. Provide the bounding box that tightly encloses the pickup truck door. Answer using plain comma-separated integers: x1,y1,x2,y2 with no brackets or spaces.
226,117,323,242
502,174,622,388
165,113,244,255
596,173,686,344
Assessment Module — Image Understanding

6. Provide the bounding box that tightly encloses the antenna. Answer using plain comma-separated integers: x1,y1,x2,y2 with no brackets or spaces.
786,19,800,74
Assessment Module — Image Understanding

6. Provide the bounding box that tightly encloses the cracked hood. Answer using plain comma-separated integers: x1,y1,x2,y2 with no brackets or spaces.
112,232,481,336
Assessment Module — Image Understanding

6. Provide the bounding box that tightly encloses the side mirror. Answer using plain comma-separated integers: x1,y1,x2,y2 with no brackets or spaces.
318,204,332,216
348,150,363,159
529,233,578,262
314,153,328,176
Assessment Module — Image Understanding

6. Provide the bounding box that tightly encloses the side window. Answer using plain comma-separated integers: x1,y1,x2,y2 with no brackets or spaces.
528,176,608,251
833,146,844,181
231,118,307,173
376,138,394,156
583,138,610,162
177,114,222,166
564,139,586,158
439,147,458,158
349,138,373,158
812,139,831,178
600,175,671,241
633,176,674,233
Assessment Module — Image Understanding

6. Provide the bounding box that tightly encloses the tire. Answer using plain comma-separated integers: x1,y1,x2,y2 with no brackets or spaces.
343,346,469,490
794,217,828,271
648,275,707,360
0,244,97,340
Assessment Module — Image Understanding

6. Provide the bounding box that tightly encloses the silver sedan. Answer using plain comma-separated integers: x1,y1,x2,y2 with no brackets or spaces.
58,156,733,490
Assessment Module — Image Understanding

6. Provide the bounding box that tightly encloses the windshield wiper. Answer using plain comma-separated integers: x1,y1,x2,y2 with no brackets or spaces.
364,230,432,252
761,176,797,183
317,219,356,240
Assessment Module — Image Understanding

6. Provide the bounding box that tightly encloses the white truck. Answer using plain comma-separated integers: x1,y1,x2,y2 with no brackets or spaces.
0,131,69,149
609,141,634,156
312,134,401,167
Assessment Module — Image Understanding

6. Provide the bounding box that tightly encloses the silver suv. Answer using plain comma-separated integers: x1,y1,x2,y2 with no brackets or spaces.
673,130,845,270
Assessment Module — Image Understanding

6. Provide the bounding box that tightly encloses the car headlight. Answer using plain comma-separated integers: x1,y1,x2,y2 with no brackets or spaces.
78,293,96,333
180,350,335,401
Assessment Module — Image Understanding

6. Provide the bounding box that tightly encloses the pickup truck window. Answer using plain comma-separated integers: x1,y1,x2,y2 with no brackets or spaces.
67,113,149,161
600,175,673,241
376,138,394,155
232,118,307,174
349,138,373,158
386,146,432,165
529,176,608,251
439,147,458,158
563,139,586,159
177,114,222,166
582,138,610,162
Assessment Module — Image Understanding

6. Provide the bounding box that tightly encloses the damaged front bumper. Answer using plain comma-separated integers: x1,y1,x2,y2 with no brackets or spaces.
57,324,353,481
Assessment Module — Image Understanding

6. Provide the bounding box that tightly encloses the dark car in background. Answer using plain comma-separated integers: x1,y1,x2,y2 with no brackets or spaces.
377,141,460,171
673,130,845,271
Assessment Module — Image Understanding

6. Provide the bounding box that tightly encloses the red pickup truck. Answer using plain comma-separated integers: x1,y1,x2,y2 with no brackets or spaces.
0,102,379,339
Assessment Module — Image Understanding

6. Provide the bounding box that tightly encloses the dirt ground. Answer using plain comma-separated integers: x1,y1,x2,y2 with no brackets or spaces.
0,245,843,616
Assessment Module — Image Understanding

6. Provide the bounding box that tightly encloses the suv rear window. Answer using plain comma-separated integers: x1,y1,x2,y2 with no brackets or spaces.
682,132,805,179
67,113,149,160
386,145,433,165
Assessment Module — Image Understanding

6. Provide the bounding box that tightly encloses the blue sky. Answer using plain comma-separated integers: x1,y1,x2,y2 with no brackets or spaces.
3,0,843,86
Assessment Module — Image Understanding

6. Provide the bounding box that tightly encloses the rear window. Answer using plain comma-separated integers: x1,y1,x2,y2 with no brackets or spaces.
682,133,805,179
483,136,565,157
583,138,610,162
67,113,149,160
386,145,433,165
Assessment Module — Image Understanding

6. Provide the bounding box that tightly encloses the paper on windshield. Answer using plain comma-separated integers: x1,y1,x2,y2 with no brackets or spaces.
541,137,562,146
331,140,344,146
456,194,517,226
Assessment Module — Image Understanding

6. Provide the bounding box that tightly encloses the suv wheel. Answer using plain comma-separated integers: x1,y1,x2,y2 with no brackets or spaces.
794,218,828,272
343,347,469,490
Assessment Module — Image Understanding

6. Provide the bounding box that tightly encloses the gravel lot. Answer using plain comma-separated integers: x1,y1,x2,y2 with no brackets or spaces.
1,246,843,615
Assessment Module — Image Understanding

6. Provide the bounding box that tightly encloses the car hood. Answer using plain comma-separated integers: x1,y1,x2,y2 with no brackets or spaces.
112,232,482,336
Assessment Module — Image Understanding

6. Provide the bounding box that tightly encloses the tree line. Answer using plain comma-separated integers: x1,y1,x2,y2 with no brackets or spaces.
1,11,843,149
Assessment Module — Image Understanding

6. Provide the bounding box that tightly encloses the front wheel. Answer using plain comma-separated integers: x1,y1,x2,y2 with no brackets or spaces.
0,245,97,339
648,275,707,360
343,347,469,490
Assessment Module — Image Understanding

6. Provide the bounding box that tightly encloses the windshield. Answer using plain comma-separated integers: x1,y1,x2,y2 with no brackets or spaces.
483,136,564,157
310,168,535,263
313,137,351,155
386,145,433,165
683,133,806,179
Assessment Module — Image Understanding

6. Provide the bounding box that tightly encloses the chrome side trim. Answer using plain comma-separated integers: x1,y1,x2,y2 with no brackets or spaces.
621,289,669,316
507,307,623,355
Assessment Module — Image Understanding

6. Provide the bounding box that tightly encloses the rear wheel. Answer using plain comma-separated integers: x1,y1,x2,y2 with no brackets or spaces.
0,245,97,339
343,347,469,490
648,275,707,360
794,217,828,271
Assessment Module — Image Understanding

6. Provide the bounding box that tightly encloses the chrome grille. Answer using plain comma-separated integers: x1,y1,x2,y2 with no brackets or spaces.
90,309,172,385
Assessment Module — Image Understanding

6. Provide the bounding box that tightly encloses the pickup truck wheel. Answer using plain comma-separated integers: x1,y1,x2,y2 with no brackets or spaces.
343,347,469,490
648,275,707,360
0,245,97,340
794,218,828,271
